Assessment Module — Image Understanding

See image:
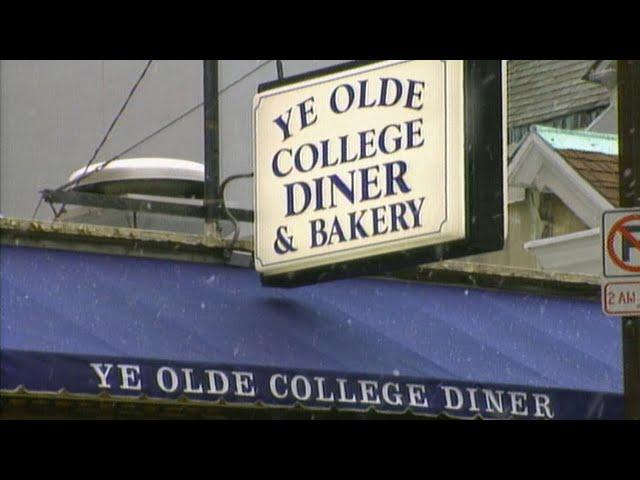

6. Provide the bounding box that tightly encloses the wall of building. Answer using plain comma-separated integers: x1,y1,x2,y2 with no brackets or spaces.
464,197,541,270
588,103,618,134
544,194,588,237
464,190,588,271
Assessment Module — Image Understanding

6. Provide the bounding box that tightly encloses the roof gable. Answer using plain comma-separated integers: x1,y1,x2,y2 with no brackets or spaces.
534,125,619,206
509,126,617,227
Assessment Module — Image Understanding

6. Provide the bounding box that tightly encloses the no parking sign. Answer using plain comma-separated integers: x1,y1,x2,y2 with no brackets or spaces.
602,209,640,315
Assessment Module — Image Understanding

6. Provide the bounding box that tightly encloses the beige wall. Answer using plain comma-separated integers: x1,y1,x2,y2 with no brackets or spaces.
545,194,587,237
461,190,588,270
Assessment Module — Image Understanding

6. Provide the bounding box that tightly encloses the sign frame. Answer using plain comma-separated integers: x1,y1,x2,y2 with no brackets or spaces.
602,209,640,278
254,60,505,287
601,208,640,316
602,281,640,316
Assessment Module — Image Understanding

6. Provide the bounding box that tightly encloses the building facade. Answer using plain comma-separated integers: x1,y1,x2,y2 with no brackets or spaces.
0,60,625,419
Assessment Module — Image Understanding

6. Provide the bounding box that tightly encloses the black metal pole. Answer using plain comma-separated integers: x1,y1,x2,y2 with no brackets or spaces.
203,60,220,235
617,59,640,420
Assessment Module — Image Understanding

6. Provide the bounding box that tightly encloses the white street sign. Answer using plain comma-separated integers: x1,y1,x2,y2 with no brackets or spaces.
602,208,640,316
602,282,640,316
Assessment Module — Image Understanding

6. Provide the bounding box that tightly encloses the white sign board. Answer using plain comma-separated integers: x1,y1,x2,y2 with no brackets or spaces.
602,208,640,316
253,60,467,278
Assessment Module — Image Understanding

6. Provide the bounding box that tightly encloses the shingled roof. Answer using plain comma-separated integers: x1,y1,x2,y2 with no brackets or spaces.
509,60,611,128
534,126,619,207
558,150,619,207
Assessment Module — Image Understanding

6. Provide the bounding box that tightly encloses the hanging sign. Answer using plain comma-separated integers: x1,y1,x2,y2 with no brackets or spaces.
602,209,640,315
253,60,505,287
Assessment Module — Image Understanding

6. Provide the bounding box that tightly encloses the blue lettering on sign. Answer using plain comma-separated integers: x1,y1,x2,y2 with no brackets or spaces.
268,72,432,257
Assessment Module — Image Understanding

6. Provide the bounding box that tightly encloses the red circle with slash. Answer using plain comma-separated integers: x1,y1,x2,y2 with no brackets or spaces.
606,214,640,272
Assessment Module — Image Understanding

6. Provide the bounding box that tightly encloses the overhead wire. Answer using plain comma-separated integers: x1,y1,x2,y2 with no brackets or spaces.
52,101,202,193
47,60,274,197
36,60,274,225
80,60,154,178
219,173,254,256
35,60,154,219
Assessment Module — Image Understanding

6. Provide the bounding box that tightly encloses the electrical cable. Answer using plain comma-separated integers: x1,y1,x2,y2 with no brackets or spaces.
35,60,153,219
219,172,254,256
80,61,153,178
52,102,202,193
49,60,273,195
37,60,273,221
67,60,153,196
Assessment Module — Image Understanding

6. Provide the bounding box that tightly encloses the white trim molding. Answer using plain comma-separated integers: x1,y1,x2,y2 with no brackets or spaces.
508,132,613,228
524,228,600,276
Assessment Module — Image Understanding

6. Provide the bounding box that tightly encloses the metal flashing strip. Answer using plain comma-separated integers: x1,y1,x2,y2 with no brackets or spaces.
534,125,618,156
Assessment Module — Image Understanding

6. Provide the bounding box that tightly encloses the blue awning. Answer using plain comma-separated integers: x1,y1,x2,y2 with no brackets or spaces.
0,244,623,419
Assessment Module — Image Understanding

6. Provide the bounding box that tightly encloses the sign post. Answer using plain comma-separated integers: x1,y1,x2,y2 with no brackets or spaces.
203,60,221,238
617,60,640,420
